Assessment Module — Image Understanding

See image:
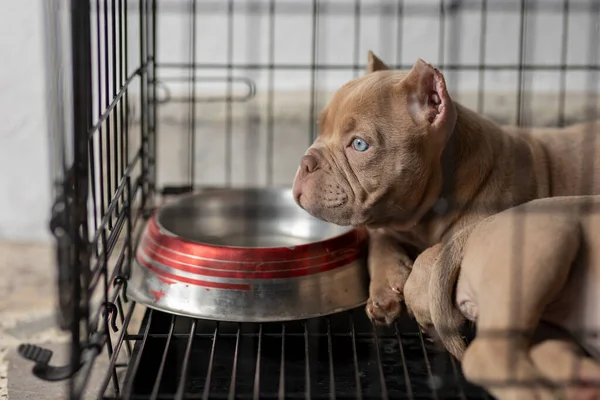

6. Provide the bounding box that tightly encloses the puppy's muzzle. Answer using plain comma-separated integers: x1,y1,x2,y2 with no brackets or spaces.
293,154,319,205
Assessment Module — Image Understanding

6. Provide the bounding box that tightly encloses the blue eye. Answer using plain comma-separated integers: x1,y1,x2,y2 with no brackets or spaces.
352,137,369,152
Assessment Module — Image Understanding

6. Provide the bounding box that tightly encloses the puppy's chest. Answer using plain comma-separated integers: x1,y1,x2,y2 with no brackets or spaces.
385,229,429,252
388,210,463,250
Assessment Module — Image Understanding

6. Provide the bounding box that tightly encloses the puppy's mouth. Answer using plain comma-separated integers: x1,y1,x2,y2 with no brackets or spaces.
292,186,303,208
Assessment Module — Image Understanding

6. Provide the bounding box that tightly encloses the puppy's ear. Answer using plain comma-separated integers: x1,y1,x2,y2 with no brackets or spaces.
366,50,389,74
402,59,457,138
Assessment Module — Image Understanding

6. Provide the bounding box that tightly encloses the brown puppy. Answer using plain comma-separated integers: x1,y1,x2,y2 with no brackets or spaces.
405,195,600,400
292,51,600,325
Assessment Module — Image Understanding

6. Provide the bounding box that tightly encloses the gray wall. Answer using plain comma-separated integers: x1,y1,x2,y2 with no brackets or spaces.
1,0,599,242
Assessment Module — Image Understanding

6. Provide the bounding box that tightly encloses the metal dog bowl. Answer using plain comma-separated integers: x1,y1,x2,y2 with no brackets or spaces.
128,188,369,322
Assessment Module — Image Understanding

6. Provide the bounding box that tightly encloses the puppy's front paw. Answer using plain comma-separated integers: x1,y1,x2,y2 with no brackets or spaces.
366,275,405,325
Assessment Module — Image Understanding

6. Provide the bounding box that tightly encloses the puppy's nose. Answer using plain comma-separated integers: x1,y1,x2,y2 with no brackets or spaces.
301,154,319,173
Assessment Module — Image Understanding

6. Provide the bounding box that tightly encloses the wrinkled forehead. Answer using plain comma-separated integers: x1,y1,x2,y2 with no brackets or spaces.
317,70,407,139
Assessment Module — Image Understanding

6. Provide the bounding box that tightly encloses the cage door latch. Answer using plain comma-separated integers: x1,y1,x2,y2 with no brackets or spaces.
17,343,83,382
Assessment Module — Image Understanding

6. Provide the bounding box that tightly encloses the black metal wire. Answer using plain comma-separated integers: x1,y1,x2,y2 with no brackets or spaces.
188,0,197,189
89,67,143,140
94,304,506,399
68,0,93,394
228,325,242,400
225,0,234,186
348,313,363,400
418,329,439,400
117,0,124,201
438,0,445,69
138,0,596,15
507,0,530,386
111,310,496,399
101,229,118,395
449,356,468,400
371,325,389,400
114,296,133,357
308,0,318,144
156,61,600,71
97,301,136,400
122,309,154,399
304,322,312,400
174,319,198,399
326,318,335,400
252,324,263,400
579,1,599,198
476,0,488,113
149,314,176,400
88,160,140,293
139,0,148,206
266,0,276,185
278,323,286,400
103,0,114,231
122,0,129,183
395,0,404,66
394,322,414,400
153,75,255,103
202,324,219,400
42,1,600,399
94,0,105,248
515,0,528,128
122,331,434,340
149,0,158,196
557,0,570,127
42,0,147,396
353,0,361,78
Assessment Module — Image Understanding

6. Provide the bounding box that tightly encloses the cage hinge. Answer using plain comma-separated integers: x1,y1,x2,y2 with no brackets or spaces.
103,301,119,332
17,343,84,382
114,276,129,302
49,197,72,246
49,194,78,331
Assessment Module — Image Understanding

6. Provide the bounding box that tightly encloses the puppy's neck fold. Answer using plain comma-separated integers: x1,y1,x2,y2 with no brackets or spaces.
425,103,540,240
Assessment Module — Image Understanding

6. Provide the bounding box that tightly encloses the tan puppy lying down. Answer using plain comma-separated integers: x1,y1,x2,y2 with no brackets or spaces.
404,195,600,400
292,51,600,326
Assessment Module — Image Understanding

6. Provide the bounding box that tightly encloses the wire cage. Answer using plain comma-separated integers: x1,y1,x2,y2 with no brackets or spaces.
22,0,600,399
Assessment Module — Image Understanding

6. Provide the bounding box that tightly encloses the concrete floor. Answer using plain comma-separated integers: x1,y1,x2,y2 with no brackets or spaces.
0,241,68,399
0,241,146,400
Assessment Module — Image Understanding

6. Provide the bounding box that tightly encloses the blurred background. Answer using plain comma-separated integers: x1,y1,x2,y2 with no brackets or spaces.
0,1,598,398
1,0,599,243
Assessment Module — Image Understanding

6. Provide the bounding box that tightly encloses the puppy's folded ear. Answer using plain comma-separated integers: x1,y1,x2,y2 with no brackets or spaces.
402,59,457,140
366,50,389,74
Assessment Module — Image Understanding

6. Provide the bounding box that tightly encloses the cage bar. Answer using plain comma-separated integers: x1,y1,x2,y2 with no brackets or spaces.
32,1,600,399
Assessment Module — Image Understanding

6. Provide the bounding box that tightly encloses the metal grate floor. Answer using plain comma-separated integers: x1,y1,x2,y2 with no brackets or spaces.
117,308,491,400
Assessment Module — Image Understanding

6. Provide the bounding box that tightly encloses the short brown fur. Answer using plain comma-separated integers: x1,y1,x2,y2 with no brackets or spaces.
405,196,600,400
292,52,600,327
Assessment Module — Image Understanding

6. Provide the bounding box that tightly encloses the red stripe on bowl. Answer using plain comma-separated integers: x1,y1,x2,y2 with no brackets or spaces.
137,257,252,290
140,234,363,272
138,242,362,279
146,217,368,263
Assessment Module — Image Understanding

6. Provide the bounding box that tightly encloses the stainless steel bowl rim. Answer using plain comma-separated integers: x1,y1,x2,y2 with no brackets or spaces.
152,188,362,251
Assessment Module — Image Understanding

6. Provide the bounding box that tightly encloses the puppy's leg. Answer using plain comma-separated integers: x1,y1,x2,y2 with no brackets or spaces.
463,338,562,400
366,228,413,325
429,227,472,360
405,244,444,329
461,214,581,400
530,331,600,400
